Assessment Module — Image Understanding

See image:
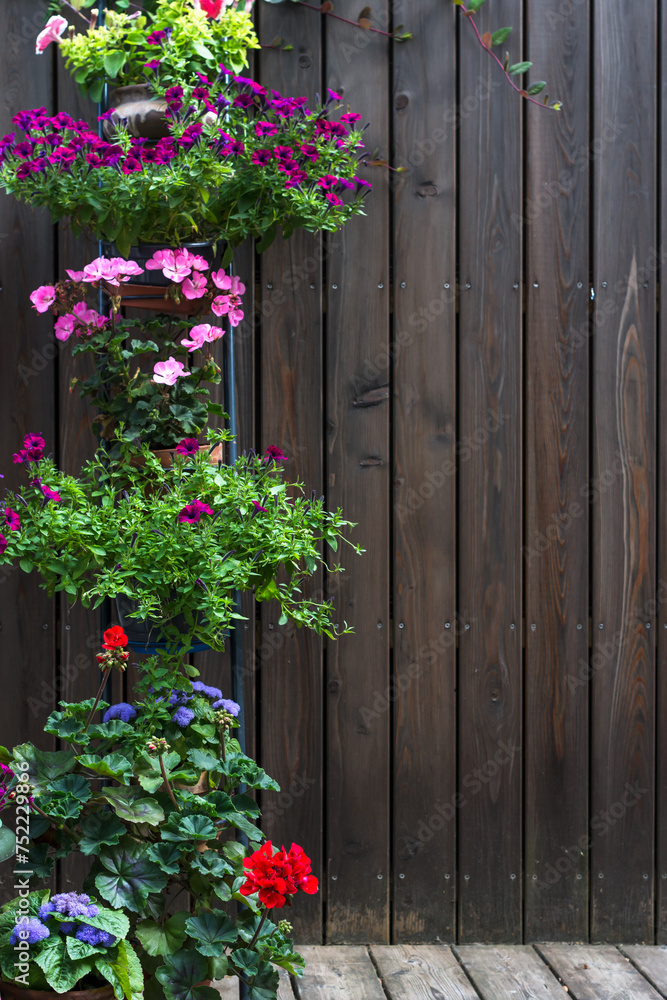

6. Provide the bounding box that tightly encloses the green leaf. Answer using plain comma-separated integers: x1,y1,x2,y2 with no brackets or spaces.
0,821,16,863
79,813,126,855
184,912,237,957
509,60,532,75
248,964,280,1000
12,745,75,792
161,813,217,844
137,913,188,957
467,0,485,10
85,907,131,940
95,838,167,912
88,78,105,104
527,81,547,95
187,748,220,772
103,51,127,78
78,752,133,784
45,773,92,819
99,786,165,825
147,841,183,874
36,935,93,993
231,948,259,977
490,26,512,45
156,950,219,1000
97,939,144,1000
19,558,33,573
87,720,135,741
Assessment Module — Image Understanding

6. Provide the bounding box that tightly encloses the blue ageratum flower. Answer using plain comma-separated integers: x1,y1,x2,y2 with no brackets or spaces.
10,918,49,944
75,924,116,948
172,707,195,728
103,703,137,724
42,892,100,920
211,698,240,716
191,681,222,700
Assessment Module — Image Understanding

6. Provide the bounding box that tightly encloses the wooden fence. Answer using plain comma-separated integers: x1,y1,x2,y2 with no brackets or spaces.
0,0,664,944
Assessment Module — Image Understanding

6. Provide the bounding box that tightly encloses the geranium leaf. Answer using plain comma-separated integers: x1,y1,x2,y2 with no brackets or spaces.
77,752,133,784
156,950,219,1000
161,813,218,844
185,912,237,956
137,914,188,957
99,786,165,825
147,841,183,874
95,838,167,912
12,745,75,792
79,812,126,855
248,964,280,1000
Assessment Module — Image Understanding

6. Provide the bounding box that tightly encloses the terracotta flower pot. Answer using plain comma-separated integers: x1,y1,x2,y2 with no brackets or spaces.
103,84,169,140
0,982,114,1000
130,443,224,468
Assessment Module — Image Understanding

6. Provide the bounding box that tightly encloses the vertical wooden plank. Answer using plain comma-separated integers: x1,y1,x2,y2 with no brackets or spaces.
391,0,457,942
0,0,56,902
523,0,590,940
257,0,324,944
457,0,523,942
325,0,390,943
591,0,656,943
658,0,667,947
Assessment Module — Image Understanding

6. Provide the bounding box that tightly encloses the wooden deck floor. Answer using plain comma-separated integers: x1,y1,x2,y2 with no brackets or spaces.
215,944,667,999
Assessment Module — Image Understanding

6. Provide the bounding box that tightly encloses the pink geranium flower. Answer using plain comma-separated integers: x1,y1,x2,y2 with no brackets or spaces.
35,16,68,55
65,269,86,282
30,285,56,313
211,271,245,296
182,272,208,300
152,357,191,386
211,295,230,317
228,302,244,327
55,314,76,342
180,324,224,352
178,500,214,524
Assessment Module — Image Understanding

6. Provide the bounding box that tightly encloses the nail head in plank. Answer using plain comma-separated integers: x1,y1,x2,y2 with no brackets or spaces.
620,947,667,998
295,946,385,1000
537,944,664,1000
455,945,565,1000
371,945,480,1000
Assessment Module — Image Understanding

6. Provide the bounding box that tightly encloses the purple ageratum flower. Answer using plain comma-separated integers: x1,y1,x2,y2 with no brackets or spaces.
211,698,240,716
169,690,194,706
10,918,50,945
192,681,223,700
75,924,116,948
172,707,195,728
103,703,137,724
45,893,99,920
59,922,75,935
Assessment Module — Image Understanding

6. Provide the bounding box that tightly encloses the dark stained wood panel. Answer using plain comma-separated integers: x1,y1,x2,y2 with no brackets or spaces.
523,0,590,940
325,0,391,944
658,0,667,947
590,0,656,943
456,0,523,942
257,0,325,946
391,0,457,943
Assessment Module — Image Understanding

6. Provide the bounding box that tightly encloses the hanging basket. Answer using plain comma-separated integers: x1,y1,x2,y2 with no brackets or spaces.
115,594,211,655
102,84,169,140
101,242,224,314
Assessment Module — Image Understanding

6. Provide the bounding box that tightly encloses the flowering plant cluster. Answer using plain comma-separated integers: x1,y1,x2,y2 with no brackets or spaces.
0,890,139,995
0,618,314,998
0,435,359,650
30,250,245,450
0,73,370,256
43,0,258,103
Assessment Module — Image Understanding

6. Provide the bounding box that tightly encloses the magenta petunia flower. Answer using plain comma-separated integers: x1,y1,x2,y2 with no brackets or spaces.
175,438,199,457
40,484,61,503
252,500,268,513
178,500,213,524
4,508,20,531
0,535,7,555
265,446,288,463
24,434,45,461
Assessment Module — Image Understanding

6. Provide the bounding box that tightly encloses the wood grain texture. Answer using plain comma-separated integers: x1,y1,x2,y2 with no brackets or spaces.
324,0,391,944
455,945,565,1000
523,0,590,940
371,945,479,1000
658,0,667,948
257,0,324,944
456,0,523,943
391,0,457,942
591,0,656,942
295,947,385,1000
538,945,663,1000
621,946,667,994
0,0,57,902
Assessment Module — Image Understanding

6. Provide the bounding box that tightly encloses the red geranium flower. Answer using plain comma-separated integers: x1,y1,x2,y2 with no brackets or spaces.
102,626,128,651
198,0,223,17
240,841,318,909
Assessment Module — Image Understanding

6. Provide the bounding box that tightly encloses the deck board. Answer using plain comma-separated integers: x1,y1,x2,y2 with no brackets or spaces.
295,946,386,1000
455,945,564,1000
371,945,478,1000
538,944,664,999
620,947,667,998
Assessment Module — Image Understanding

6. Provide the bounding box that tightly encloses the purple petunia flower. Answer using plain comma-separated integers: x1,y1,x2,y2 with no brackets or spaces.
10,918,50,945
103,703,137,724
172,707,195,728
175,438,199,457
178,501,213,524
211,698,240,716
